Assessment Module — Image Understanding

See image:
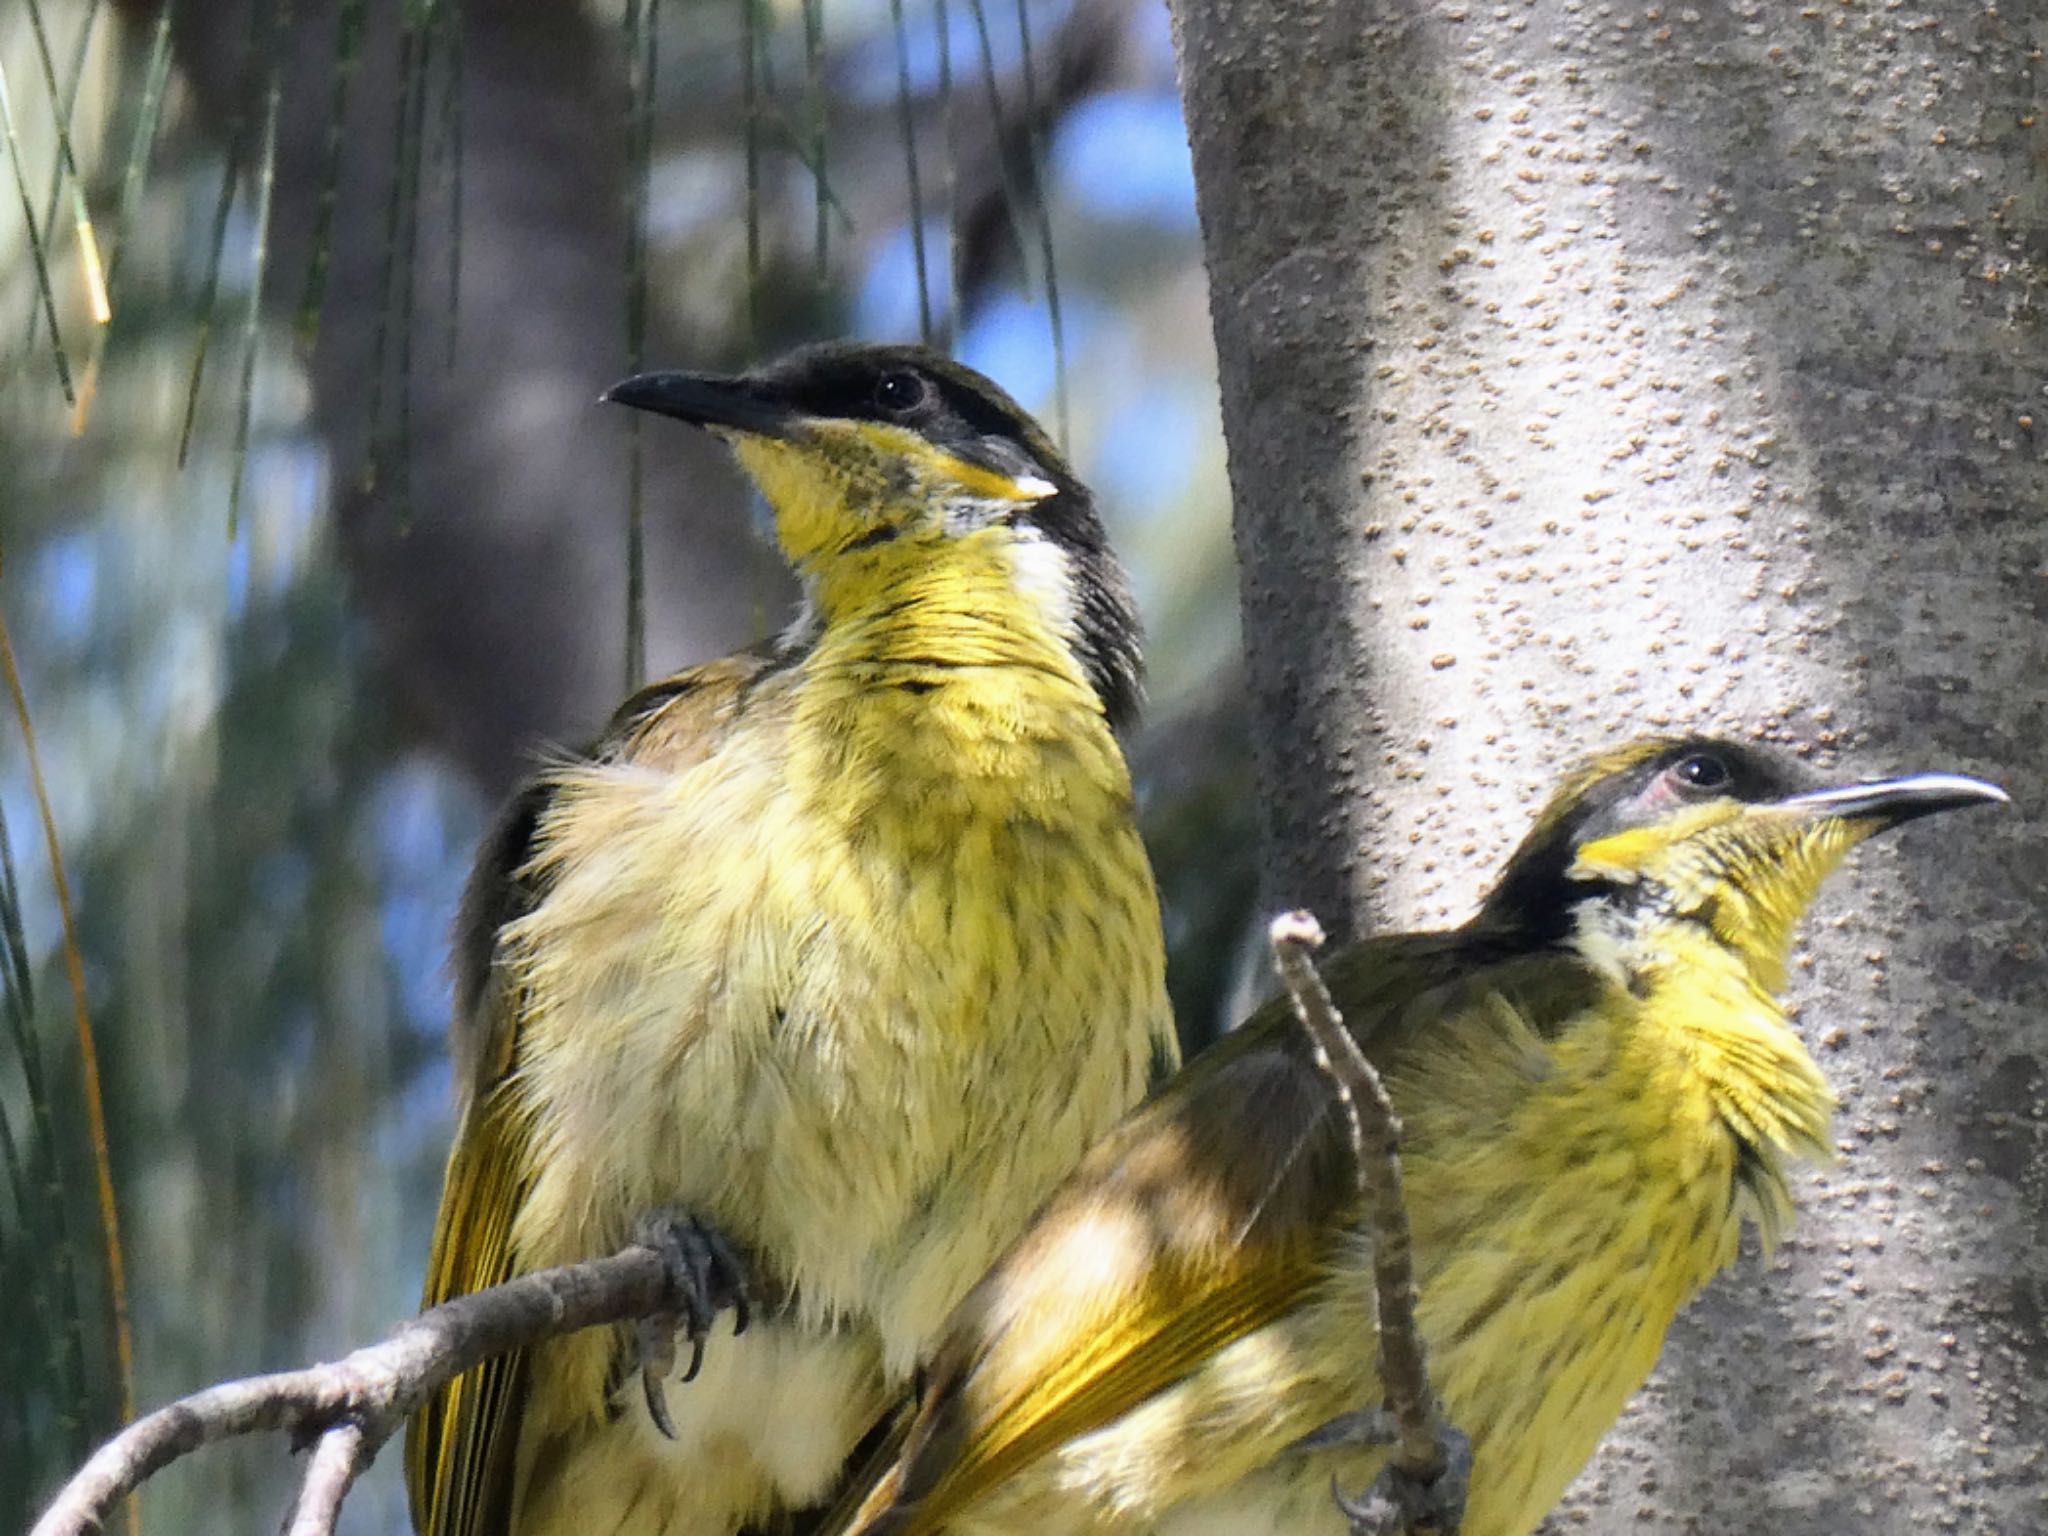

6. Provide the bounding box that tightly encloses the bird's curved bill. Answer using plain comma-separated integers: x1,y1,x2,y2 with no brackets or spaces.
602,371,800,440
1775,772,2009,829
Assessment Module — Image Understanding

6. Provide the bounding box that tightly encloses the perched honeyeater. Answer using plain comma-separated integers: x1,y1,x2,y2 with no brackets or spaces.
403,343,1177,1536
827,736,2006,1536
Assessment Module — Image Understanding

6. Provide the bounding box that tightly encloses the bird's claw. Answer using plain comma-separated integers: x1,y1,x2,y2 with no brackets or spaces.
628,1208,755,1440
1329,1424,1471,1536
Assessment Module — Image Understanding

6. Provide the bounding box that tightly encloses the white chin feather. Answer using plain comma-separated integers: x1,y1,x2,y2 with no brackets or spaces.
1005,526,1081,641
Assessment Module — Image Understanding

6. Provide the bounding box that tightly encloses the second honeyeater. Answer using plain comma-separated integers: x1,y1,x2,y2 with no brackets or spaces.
827,736,2005,1536
404,344,1177,1536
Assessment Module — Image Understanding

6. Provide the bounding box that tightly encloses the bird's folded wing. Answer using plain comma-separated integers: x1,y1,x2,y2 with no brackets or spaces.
843,1027,1360,1536
910,1250,1327,1533
405,1080,537,1536
405,649,779,1536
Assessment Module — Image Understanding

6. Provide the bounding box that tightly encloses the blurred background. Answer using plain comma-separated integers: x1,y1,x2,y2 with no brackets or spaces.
0,1,1257,1527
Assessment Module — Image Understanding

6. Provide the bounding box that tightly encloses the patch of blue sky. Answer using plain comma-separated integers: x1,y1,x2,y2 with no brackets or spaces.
384,887,457,1034
225,520,251,622
133,622,207,741
1088,385,1205,520
200,198,261,292
29,531,97,651
373,763,453,878
245,439,329,602
855,219,954,341
0,781,59,965
840,0,1076,106
957,285,1105,413
370,760,469,1037
958,289,1053,403
1125,0,1177,78
381,1053,457,1163
1050,91,1196,230
649,148,741,243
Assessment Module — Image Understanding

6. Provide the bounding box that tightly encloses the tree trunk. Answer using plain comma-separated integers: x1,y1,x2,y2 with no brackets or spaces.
1172,0,2046,1530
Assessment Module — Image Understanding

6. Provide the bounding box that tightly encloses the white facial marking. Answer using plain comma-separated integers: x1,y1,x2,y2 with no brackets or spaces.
1005,525,1080,641
779,587,824,654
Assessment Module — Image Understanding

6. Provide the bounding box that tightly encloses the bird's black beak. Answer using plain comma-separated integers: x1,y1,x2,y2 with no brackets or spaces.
1775,771,2009,830
602,371,802,440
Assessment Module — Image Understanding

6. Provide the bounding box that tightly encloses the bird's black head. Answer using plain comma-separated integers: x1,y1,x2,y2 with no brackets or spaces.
1477,734,2006,953
605,342,1144,731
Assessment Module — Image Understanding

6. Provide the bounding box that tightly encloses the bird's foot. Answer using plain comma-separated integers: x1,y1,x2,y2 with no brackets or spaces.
629,1208,755,1439
1289,1407,1396,1456
1292,1410,1471,1536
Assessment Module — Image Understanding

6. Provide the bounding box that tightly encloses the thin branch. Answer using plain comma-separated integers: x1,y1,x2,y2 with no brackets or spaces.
282,1421,364,1536
31,1244,680,1536
1267,912,1462,1535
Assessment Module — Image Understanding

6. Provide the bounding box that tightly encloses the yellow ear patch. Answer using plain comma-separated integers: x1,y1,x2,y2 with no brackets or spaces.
954,460,1058,503
907,436,1057,506
828,419,1055,505
1568,802,1742,883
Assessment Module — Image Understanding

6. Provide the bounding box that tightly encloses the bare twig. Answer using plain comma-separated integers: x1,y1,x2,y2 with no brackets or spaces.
32,1244,679,1536
1268,911,1462,1535
281,1421,363,1536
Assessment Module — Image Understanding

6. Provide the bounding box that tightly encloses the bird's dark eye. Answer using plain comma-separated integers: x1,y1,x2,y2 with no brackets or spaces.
874,371,928,414
1673,753,1731,791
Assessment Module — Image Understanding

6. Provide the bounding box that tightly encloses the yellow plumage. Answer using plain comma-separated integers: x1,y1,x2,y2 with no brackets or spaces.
405,345,1176,1536
829,738,2003,1536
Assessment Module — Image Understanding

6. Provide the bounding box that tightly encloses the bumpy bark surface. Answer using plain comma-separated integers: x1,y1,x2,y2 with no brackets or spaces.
1173,0,2046,1529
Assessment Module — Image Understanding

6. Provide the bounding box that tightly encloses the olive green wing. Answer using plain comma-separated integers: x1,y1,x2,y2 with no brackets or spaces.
830,1011,1359,1536
404,648,780,1536
405,1072,538,1536
829,930,1568,1536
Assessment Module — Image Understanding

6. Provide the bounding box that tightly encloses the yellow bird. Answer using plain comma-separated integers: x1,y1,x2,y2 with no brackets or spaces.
827,736,2005,1536
404,344,1177,1536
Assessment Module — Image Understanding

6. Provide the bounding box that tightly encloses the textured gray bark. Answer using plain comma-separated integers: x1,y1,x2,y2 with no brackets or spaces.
1173,0,2046,1531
